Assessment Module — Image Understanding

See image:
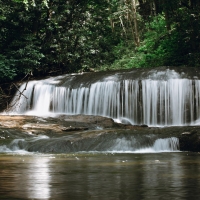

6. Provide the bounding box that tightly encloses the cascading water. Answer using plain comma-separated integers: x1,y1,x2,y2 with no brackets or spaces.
8,68,200,126
0,133,180,153
107,137,179,153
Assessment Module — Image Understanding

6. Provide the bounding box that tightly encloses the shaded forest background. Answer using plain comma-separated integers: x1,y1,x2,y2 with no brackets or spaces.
0,0,200,84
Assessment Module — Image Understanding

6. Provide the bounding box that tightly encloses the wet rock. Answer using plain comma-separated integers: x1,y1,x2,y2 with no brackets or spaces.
59,115,116,128
22,123,59,130
1,114,200,152
61,126,88,132
181,130,197,135
140,124,148,127
181,132,192,135
0,114,118,134
179,131,200,152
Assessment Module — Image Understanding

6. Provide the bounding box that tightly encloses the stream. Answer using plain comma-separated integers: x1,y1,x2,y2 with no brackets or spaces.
1,67,200,199
0,152,200,200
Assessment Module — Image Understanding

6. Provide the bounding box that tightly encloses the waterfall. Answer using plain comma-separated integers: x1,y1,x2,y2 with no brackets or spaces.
133,137,179,153
0,134,179,153
8,69,200,126
107,137,179,153
152,137,179,151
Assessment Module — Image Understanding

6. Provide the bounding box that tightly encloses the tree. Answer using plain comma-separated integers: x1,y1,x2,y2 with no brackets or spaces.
1,0,200,83
0,0,121,81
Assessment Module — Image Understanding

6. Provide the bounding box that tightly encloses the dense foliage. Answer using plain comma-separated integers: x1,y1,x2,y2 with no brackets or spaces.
0,0,200,82
101,0,200,70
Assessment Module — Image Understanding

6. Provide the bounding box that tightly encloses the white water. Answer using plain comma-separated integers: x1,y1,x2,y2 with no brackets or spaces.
8,77,200,126
0,137,179,153
0,141,28,154
108,137,179,153
0,135,50,154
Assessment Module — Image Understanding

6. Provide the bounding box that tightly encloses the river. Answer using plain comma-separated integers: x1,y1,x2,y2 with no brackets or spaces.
1,67,200,199
0,151,200,200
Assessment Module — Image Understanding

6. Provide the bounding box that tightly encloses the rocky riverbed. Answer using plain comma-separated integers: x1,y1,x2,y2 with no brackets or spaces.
0,114,200,152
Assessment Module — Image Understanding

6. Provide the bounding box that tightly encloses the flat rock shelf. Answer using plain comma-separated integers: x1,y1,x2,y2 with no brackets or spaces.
0,115,200,152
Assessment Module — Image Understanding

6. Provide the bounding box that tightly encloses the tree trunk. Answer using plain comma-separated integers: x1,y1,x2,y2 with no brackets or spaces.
119,16,127,38
107,0,115,32
131,0,140,46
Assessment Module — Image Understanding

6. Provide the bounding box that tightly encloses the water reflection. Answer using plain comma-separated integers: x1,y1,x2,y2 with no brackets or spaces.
141,155,183,199
26,157,51,199
0,155,51,199
0,153,200,199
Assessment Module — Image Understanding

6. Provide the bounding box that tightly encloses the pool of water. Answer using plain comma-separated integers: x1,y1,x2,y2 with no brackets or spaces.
0,152,200,199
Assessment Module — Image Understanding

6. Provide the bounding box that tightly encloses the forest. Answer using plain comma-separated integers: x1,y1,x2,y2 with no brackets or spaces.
0,0,200,83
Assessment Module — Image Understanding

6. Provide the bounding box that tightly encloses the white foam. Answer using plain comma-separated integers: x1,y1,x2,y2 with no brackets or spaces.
107,137,179,153
0,145,29,154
